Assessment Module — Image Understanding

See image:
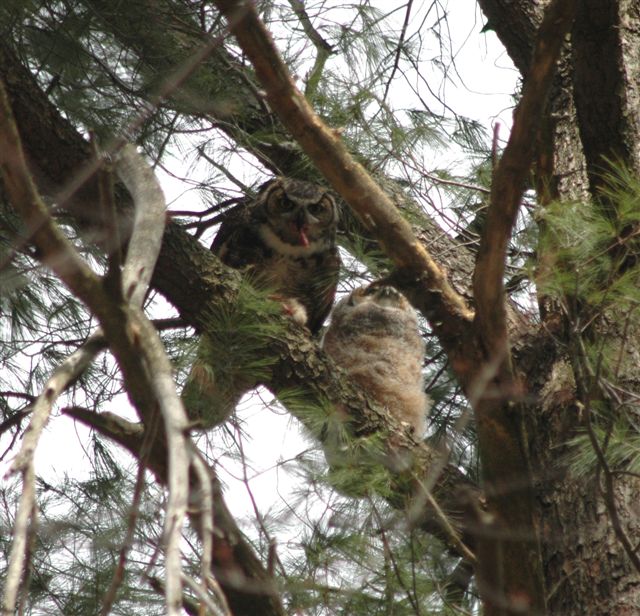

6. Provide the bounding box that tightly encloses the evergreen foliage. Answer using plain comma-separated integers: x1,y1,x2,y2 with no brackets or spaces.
7,0,639,614
0,0,493,610
540,166,640,489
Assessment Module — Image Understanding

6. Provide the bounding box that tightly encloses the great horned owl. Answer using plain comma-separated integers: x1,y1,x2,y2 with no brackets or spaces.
184,178,341,428
322,284,430,437
211,177,341,333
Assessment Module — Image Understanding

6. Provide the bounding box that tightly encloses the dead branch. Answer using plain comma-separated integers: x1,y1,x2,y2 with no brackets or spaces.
0,79,189,615
117,142,192,611
182,573,230,616
64,406,287,616
1,332,106,615
132,312,191,614
116,144,168,307
99,455,148,616
1,463,35,615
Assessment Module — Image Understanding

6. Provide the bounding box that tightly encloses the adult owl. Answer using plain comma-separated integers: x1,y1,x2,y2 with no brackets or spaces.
184,178,341,428
211,177,341,333
322,284,430,436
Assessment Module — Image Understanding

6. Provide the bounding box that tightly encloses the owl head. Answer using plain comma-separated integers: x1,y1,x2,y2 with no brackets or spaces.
329,284,419,336
256,177,338,254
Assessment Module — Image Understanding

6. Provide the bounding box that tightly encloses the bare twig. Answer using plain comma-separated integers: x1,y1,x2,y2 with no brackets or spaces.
2,464,36,616
182,573,230,616
422,171,491,195
572,334,640,575
213,0,472,333
147,575,200,616
52,33,230,215
1,332,107,614
419,486,477,565
370,499,421,613
287,0,333,100
64,407,287,616
473,0,578,352
5,334,106,476
382,0,414,103
584,403,640,574
234,423,286,577
99,455,148,616
189,448,218,613
116,144,167,308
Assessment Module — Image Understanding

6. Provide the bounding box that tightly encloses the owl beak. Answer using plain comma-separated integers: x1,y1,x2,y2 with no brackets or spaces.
293,210,310,246
298,226,310,247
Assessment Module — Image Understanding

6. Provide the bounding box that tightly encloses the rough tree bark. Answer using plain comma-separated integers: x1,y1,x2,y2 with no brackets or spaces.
479,0,640,614
3,0,640,614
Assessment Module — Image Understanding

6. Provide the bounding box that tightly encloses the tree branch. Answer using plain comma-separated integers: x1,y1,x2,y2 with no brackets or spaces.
473,0,578,355
468,1,579,613
286,0,333,100
63,406,286,616
116,144,168,307
0,80,191,615
382,0,414,103
212,0,474,355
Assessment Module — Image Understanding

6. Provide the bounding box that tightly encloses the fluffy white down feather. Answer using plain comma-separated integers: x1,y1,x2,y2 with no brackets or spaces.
322,285,430,436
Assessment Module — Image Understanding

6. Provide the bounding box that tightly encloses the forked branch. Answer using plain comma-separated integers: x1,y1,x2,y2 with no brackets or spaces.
212,1,473,337
0,81,190,616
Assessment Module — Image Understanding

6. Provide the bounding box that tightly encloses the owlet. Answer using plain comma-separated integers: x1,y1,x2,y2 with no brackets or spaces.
322,284,430,436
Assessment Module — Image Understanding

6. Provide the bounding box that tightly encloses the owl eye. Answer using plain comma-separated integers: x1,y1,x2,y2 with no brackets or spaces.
266,190,296,215
308,197,334,221
308,201,325,215
279,196,297,212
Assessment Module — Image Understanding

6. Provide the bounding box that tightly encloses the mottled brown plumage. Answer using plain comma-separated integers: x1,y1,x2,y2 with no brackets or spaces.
211,177,341,333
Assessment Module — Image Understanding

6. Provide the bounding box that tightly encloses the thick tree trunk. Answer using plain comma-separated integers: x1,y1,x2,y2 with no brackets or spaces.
572,0,640,189
532,400,640,615
480,0,640,612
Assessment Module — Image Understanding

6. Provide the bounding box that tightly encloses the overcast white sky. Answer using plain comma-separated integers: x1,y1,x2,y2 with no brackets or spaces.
3,0,519,557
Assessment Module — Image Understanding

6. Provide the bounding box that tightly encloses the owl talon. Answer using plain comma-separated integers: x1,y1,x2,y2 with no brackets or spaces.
270,294,308,326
